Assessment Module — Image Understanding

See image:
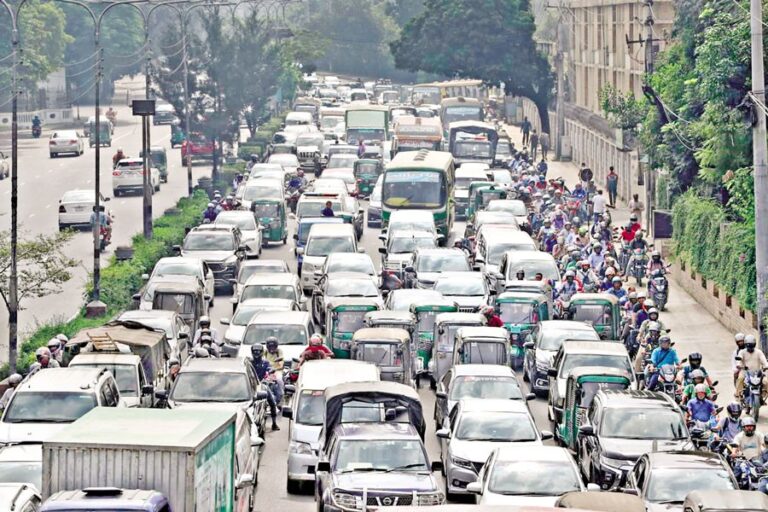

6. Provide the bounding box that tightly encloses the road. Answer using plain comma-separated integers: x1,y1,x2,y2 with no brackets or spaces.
0,77,213,362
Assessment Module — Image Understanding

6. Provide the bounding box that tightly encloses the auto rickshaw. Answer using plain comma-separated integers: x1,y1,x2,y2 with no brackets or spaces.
351,328,415,386
353,159,384,197
504,279,555,304
495,291,550,369
141,146,168,182
325,298,382,358
566,293,621,340
476,184,507,210
466,181,492,220
453,326,511,367
250,198,287,245
556,367,633,450
430,312,485,386
170,123,185,148
88,119,112,148
409,299,458,377
364,310,416,342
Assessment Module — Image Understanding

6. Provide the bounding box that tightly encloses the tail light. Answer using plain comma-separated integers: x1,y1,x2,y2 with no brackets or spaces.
112,170,121,176
49,140,56,145
69,140,77,145
58,205,66,213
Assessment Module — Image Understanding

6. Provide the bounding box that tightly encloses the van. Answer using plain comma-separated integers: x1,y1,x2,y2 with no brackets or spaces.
475,227,537,275
490,250,561,295
282,359,379,493
285,111,313,126
297,223,359,293
384,209,437,241
236,311,315,362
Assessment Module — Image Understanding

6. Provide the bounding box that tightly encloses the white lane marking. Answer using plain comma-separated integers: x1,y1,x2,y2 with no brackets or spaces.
28,213,35,218
45,204,51,209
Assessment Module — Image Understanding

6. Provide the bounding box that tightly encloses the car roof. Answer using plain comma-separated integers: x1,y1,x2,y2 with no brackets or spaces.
494,444,572,463
243,273,299,285
247,311,311,325
179,358,249,373
118,309,177,322
334,422,420,439
390,209,435,220
457,326,509,339
155,256,201,266
18,367,107,393
456,168,490,178
70,353,141,366
0,443,42,462
560,340,628,354
326,253,374,264
434,271,484,282
240,259,289,270
685,490,768,510
503,250,556,262
453,364,515,377
646,450,729,468
326,271,377,281
390,230,435,239
479,227,534,242
308,223,355,236
297,359,379,389
541,320,598,332
298,216,345,226
457,398,529,414
415,248,465,257
597,389,679,408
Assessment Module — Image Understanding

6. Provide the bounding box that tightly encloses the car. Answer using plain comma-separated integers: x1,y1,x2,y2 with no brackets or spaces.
465,210,519,239
237,311,315,362
437,399,549,498
523,320,601,396
625,451,737,511
486,199,529,230
325,153,358,171
384,209,437,241
69,353,156,408
488,169,513,188
0,483,41,511
57,189,111,231
177,225,244,290
433,272,492,312
143,256,215,306
455,167,490,218
133,274,209,322
49,129,84,157
320,252,376,277
314,423,444,510
220,298,304,351
247,163,285,181
295,132,324,170
385,289,444,312
233,273,306,313
232,259,291,296
474,226,536,275
578,390,691,489
180,132,215,164
240,177,285,210
405,248,471,289
41,488,169,512
311,178,350,196
296,192,364,240
0,444,42,489
434,364,530,429
467,445,596,505
267,153,301,173
112,158,161,196
152,102,176,125
321,168,359,197
492,250,561,294
380,229,439,276
214,210,263,259
116,309,191,359
312,271,382,326
549,340,636,424
298,223,360,293
161,358,270,434
0,367,121,444
367,177,384,228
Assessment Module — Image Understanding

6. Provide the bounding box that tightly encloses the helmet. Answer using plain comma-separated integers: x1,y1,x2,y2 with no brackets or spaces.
648,321,661,333
573,216,581,225
207,202,215,208
593,242,602,249
35,347,51,361
605,267,616,277
648,308,659,318
630,214,638,222
652,250,661,260
168,357,180,367
580,260,590,267
745,335,758,350
226,195,234,201
47,338,61,351
309,333,324,346
726,402,743,420
659,335,671,345
743,416,757,435
690,369,705,382
199,316,211,327
516,269,525,278
193,347,210,358
624,222,633,230
694,383,708,395
628,292,638,299
8,374,22,386
251,343,264,358
482,305,495,317
565,270,575,278
579,227,588,235
634,231,643,240
688,352,703,366
265,336,279,349
736,332,746,342
539,175,546,182
555,189,563,195
543,218,552,225
612,276,622,284
56,333,68,343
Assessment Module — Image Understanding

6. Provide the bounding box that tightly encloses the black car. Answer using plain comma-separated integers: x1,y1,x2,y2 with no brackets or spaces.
577,390,690,489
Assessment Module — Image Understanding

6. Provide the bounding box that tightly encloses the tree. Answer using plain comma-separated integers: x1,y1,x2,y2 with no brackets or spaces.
0,230,78,371
390,0,553,133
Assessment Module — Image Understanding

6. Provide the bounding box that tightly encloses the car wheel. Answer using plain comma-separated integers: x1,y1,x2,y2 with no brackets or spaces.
50,153,56,158
287,479,302,495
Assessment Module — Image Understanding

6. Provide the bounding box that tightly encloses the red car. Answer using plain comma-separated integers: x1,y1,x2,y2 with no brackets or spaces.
180,132,216,164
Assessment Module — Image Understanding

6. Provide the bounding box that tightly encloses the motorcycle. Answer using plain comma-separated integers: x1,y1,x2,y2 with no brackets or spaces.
31,124,41,138
619,242,632,272
688,418,716,451
742,369,764,422
106,109,117,128
649,271,669,311
658,364,681,403
731,453,765,490
631,249,648,285
287,187,303,214
98,226,111,251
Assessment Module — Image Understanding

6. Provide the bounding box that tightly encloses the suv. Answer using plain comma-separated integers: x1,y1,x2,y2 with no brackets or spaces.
0,367,121,444
112,158,160,197
177,225,244,291
577,390,690,489
298,223,359,293
315,423,444,509
180,132,215,164
69,353,155,408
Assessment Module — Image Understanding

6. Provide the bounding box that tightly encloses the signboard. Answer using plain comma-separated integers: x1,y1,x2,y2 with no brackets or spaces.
195,423,235,512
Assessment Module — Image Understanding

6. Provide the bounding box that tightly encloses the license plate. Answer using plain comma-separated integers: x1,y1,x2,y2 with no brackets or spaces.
74,206,85,212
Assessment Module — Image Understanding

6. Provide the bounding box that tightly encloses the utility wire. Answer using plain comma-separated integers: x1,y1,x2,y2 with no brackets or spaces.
67,78,98,104
107,42,149,60
64,49,99,68
64,58,101,79
729,0,768,28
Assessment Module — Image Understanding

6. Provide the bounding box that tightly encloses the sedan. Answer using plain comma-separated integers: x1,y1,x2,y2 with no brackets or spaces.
220,298,299,347
267,153,300,173
321,168,358,197
312,272,382,326
433,272,492,312
49,130,84,157
380,230,439,273
58,189,110,230
232,259,291,298
214,210,263,259
112,158,161,197
464,210,519,238
405,248,471,289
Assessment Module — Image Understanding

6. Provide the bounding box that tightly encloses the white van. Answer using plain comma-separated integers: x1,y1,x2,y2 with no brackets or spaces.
298,223,359,293
285,111,313,126
283,359,379,493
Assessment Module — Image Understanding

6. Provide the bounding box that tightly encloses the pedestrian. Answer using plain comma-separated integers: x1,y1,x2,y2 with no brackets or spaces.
539,132,550,160
606,166,619,207
591,189,607,224
530,130,539,160
357,138,366,158
628,193,645,219
521,116,532,146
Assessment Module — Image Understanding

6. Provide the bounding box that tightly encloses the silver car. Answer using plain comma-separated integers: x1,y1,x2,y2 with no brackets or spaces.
214,210,263,259
49,129,84,157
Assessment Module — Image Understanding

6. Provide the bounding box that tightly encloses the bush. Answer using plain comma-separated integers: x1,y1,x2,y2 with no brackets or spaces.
672,191,756,310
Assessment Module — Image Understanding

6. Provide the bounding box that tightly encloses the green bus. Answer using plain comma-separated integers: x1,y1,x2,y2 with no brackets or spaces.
381,149,455,241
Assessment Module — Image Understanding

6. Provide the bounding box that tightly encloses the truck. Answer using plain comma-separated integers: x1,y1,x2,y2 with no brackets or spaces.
344,106,390,145
42,408,241,512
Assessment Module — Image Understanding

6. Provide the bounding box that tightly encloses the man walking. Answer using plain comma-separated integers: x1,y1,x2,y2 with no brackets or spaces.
628,193,645,219
591,189,607,224
521,116,532,145
530,130,539,160
539,132,550,160
606,166,619,207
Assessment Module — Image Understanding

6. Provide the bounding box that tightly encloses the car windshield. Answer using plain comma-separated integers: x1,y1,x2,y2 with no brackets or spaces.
561,354,631,377
336,311,368,332
435,278,485,296
506,259,560,282
444,106,482,124
4,392,97,423
488,201,527,216
454,140,492,158
491,172,512,184
72,363,137,395
498,302,538,324
455,412,537,441
153,293,193,314
216,214,257,231
334,439,428,472
183,232,234,251
306,236,355,257
600,407,688,440
390,236,435,253
475,213,517,227
238,264,285,283
0,459,42,489
488,461,582,495
449,376,522,400
241,285,295,301
459,341,508,365
297,134,323,146
417,311,440,331
171,373,251,402
297,390,324,425
455,177,488,189
572,304,613,326
297,201,341,219
488,242,535,264
578,381,629,406
243,185,283,201
646,468,734,503
383,171,446,209
496,143,512,156
244,324,307,346
327,155,357,169
251,203,281,219
359,343,400,366
390,219,435,234
327,280,378,297
327,259,374,275
539,329,599,351
417,254,468,272
153,261,197,278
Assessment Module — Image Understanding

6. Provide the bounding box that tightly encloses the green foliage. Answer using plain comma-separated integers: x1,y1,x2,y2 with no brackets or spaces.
672,191,756,310
723,167,755,221
598,85,646,132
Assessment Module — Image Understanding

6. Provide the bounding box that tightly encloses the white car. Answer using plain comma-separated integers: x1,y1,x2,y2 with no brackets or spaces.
112,158,160,196
215,210,263,259
58,189,110,230
49,130,84,157
267,153,300,173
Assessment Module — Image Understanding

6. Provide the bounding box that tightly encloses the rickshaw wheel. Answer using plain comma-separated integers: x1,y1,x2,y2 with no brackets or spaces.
282,236,287,244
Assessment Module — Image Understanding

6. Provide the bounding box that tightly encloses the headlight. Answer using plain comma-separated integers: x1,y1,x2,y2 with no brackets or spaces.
416,492,446,506
451,456,473,470
224,256,238,268
535,360,549,371
289,441,313,455
332,492,362,510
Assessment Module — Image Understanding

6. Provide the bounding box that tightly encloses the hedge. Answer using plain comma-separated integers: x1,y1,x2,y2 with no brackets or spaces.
671,191,756,311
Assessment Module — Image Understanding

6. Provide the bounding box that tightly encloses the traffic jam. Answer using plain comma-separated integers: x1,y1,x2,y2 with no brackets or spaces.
2,76,766,512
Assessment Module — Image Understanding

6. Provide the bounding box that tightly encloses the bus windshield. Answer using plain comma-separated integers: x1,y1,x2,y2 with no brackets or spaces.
383,170,446,209
444,106,482,124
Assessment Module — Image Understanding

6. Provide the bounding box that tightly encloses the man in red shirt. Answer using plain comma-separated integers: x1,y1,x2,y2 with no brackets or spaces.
482,305,504,328
298,334,333,367
628,213,642,234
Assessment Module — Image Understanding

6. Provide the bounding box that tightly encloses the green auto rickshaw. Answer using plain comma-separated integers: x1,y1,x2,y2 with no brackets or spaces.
141,146,168,182
170,123,185,148
325,298,382,358
353,159,384,198
466,181,493,220
566,293,621,340
88,119,112,148
453,326,512,367
557,366,632,449
409,299,458,380
431,312,486,387
250,199,287,245
495,291,550,370
351,328,415,386
476,184,507,211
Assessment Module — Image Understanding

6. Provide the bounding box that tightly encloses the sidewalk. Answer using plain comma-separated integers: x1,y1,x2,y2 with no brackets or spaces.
503,125,744,417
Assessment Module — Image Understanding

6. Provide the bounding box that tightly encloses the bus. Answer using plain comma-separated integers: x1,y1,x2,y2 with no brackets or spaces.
391,116,443,155
345,105,390,144
381,150,455,243
439,97,484,137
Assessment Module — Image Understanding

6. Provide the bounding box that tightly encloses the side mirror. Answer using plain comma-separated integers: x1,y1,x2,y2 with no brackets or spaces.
579,425,595,437
255,390,269,401
378,234,387,242
172,245,181,253
316,461,331,473
251,435,265,447
547,368,557,377
296,247,304,256
141,273,149,280
466,482,482,495
404,266,415,273
285,384,296,394
132,293,141,301
282,408,294,419
178,332,189,339
220,318,230,325
378,247,387,255
141,384,154,396
228,278,238,285
525,393,536,401
587,483,601,492
436,391,447,399
203,294,211,302
436,234,445,241
540,430,554,440
236,473,254,489
293,234,299,240
523,341,535,349
155,389,168,400
430,461,444,473
435,428,450,439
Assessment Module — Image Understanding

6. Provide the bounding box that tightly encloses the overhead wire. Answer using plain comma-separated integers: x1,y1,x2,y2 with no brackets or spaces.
67,77,98,104
64,49,100,68
63,58,101,79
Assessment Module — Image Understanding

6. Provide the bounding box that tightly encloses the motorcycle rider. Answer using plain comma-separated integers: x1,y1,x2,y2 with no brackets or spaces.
232,173,245,190
288,169,307,191
89,205,112,244
681,369,714,404
246,153,260,171
634,322,661,373
734,333,747,385
264,337,285,411
713,402,744,443
647,250,668,275
736,334,768,403
298,333,333,366
686,383,717,422
47,337,66,365
607,276,627,300
250,344,280,431
557,270,581,302
647,335,679,390
482,305,504,328
29,347,60,375
192,316,221,347
31,115,41,137
628,213,642,234
576,261,599,291
203,202,218,222
679,352,714,386
620,222,635,243
733,417,765,460
197,333,220,358
0,373,22,410
112,148,126,167
587,242,605,273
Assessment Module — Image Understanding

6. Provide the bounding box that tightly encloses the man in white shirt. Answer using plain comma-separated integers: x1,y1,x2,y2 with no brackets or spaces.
591,189,607,224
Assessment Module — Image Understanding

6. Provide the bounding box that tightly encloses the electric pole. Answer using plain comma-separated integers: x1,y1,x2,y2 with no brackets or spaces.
554,2,565,160
750,0,768,350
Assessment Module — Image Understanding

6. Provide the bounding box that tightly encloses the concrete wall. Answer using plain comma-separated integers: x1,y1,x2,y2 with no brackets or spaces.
0,108,76,130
